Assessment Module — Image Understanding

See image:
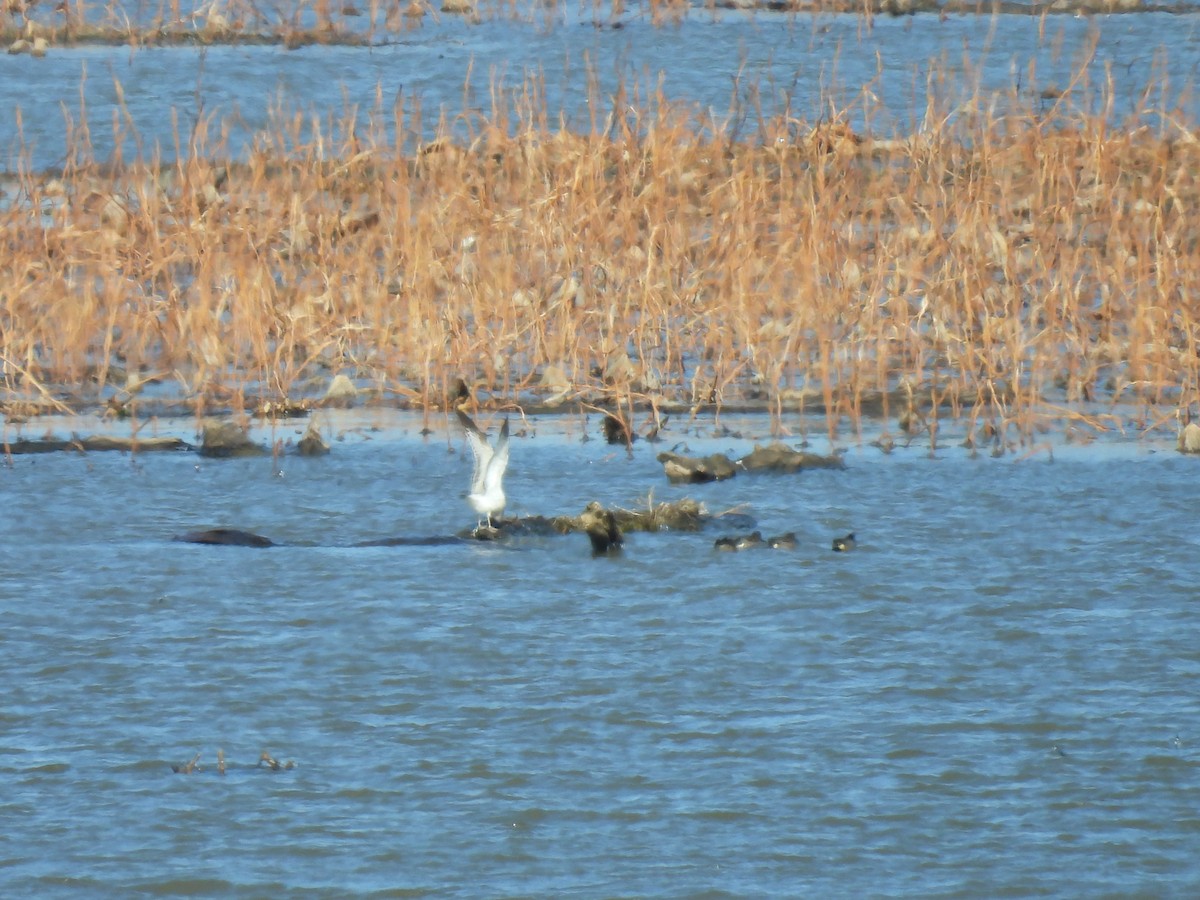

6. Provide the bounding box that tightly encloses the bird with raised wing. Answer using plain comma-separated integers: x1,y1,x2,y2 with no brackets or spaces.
457,409,510,530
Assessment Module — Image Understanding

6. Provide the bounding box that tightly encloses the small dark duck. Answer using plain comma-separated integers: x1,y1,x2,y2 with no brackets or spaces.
735,531,764,550
714,531,763,551
832,533,856,552
766,532,797,550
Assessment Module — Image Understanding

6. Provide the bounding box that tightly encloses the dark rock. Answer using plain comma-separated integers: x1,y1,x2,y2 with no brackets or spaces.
296,423,329,456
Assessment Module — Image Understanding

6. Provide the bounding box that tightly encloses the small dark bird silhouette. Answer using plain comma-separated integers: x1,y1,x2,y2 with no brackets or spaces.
832,533,856,552
714,531,764,552
735,531,764,550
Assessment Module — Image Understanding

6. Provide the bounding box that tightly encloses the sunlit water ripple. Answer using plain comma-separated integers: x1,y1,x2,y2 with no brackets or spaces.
2,410,1198,896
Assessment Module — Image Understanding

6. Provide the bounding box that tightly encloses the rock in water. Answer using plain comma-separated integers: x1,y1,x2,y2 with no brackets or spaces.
1179,422,1200,454
297,422,329,456
322,374,358,408
199,420,265,457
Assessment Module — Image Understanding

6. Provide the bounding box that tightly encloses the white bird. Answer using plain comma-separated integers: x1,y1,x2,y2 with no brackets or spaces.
457,409,510,529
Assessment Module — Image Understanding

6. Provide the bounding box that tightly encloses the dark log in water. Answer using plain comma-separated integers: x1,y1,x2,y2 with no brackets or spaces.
354,535,472,547
659,443,843,483
656,452,739,484
173,500,756,550
738,443,845,473
199,420,267,458
173,528,276,548
3,435,193,454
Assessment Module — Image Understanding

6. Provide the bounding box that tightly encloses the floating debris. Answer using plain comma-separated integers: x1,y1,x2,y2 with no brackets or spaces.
171,752,201,774
609,497,711,533
258,751,295,772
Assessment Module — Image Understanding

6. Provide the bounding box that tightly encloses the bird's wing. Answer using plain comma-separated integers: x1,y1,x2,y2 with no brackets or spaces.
457,410,493,493
483,417,510,494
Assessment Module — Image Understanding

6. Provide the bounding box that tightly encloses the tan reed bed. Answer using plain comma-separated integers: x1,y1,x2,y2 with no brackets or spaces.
2,60,1200,448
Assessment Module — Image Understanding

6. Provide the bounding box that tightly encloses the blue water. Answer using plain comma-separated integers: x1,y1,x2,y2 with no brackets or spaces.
3,10,1200,172
2,410,1198,896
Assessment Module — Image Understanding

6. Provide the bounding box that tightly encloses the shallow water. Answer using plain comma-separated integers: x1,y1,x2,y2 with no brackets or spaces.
2,410,1198,896
3,11,1200,173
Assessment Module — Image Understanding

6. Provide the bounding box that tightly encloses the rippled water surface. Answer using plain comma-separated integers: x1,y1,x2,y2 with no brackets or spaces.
2,411,1198,896
3,10,1200,171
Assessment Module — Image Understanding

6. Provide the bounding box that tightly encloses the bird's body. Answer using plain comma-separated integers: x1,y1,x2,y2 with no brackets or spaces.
714,531,763,552
767,532,797,550
457,410,510,529
735,531,764,550
832,532,856,552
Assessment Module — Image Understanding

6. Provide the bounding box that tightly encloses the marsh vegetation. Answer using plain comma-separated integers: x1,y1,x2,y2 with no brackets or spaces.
2,11,1197,451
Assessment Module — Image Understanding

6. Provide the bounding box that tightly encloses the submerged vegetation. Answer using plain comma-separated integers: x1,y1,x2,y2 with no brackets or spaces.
2,17,1199,450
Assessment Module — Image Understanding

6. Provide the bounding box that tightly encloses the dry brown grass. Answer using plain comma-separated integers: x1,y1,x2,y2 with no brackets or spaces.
3,58,1199,446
